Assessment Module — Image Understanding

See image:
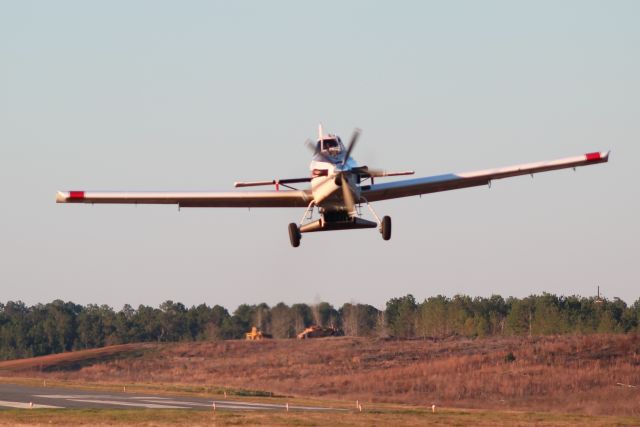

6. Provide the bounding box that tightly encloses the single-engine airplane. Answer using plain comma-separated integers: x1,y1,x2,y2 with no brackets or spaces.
57,125,609,247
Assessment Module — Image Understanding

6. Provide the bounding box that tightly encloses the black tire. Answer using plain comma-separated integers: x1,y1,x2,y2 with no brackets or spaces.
381,216,391,241
288,223,301,247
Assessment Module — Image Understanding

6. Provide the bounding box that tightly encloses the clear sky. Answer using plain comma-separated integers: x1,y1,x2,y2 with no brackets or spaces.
1,1,638,311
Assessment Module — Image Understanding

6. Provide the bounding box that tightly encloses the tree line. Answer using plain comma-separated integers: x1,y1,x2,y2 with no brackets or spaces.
1,293,638,360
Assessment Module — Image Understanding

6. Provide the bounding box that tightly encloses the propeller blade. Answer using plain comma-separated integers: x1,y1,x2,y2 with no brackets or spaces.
305,138,331,162
342,128,361,166
304,138,317,154
340,172,356,215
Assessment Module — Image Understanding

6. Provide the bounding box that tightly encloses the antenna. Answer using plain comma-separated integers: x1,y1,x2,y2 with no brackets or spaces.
595,285,603,304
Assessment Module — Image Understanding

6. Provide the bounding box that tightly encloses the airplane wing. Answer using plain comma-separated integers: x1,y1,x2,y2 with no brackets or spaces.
360,151,610,202
56,189,313,208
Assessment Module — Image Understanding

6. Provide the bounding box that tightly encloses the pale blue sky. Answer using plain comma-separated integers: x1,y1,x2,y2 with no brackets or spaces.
1,1,638,310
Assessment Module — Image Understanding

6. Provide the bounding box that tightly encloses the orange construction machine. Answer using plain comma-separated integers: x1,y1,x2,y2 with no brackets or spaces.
296,325,340,339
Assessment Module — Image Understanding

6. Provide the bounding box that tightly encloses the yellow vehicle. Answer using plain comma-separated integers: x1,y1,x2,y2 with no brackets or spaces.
245,326,272,340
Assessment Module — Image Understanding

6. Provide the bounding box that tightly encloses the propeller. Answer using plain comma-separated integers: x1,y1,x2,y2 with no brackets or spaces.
339,172,356,216
342,128,361,167
304,138,331,163
306,127,411,213
337,128,361,215
308,127,411,214
304,138,317,154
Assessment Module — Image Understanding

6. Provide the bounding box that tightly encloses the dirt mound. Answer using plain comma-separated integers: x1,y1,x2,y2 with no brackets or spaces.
0,343,156,373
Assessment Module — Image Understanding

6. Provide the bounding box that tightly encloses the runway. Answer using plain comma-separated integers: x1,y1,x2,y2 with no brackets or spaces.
0,383,335,411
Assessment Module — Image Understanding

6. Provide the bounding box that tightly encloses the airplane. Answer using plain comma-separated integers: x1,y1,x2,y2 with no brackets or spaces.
56,125,610,247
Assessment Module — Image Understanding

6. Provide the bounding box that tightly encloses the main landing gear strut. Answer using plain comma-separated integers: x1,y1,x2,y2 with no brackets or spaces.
288,200,391,247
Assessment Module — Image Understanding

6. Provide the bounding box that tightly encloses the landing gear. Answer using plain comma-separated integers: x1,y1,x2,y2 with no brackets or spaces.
288,223,301,247
380,216,392,241
288,199,390,245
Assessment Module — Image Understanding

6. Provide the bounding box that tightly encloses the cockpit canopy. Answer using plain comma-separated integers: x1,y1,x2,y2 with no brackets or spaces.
316,137,344,157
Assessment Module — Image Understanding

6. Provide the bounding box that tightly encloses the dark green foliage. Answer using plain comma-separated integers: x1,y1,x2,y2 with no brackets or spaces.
291,303,313,332
270,302,295,338
0,293,636,360
386,294,417,338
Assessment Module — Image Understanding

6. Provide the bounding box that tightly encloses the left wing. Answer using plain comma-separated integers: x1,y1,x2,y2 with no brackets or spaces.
56,189,312,208
360,151,609,202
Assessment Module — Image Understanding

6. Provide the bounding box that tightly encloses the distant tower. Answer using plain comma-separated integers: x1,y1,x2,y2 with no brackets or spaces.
595,285,604,304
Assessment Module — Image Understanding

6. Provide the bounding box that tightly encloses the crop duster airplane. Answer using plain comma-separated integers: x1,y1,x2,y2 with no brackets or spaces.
57,125,609,247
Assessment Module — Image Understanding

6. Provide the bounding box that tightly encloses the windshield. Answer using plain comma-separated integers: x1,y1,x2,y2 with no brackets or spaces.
322,138,342,156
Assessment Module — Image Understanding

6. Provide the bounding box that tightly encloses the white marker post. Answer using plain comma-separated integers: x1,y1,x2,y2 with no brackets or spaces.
212,401,216,411
286,402,289,412
432,404,436,413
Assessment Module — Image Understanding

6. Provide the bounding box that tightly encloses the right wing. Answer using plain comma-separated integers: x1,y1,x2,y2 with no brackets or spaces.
56,189,312,208
360,151,609,202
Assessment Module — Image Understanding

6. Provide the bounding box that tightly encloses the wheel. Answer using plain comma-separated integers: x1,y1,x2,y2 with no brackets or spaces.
288,223,301,247
381,216,391,241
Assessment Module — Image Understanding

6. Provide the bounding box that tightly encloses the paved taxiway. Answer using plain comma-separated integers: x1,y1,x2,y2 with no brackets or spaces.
0,383,335,411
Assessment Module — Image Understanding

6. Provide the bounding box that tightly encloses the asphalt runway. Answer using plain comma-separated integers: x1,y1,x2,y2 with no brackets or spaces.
0,383,334,411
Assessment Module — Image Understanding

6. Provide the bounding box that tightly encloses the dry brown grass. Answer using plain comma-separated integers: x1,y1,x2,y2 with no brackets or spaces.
0,407,638,427
2,335,639,417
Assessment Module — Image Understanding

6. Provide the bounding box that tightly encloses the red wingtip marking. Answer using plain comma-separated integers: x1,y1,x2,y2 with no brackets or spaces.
585,152,601,161
69,191,85,200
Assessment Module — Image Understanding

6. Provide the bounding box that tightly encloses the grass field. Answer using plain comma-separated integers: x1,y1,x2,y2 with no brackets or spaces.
0,407,639,426
1,334,639,423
